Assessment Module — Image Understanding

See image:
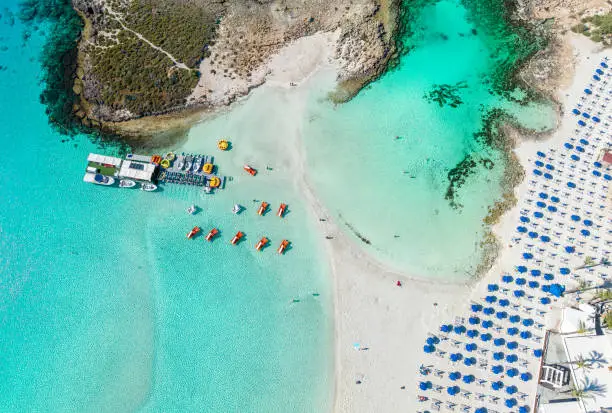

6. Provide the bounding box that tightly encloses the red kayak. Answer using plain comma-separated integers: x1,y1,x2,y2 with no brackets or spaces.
205,228,219,242
244,165,257,176
187,226,201,239
277,203,287,218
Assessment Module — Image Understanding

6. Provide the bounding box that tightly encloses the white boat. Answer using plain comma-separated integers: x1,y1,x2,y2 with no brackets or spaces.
141,182,158,192
187,204,197,215
232,204,242,214
119,179,136,188
175,156,185,171
192,157,202,173
83,173,115,186
184,155,193,172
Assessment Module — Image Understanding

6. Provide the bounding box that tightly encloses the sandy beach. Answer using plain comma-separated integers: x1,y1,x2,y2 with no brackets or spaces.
179,27,607,412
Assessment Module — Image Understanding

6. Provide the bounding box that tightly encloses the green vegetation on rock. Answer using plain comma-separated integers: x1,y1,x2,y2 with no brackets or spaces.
574,13,612,44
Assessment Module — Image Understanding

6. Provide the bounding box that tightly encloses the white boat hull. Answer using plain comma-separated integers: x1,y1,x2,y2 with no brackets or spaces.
119,179,136,188
141,183,158,192
83,173,115,186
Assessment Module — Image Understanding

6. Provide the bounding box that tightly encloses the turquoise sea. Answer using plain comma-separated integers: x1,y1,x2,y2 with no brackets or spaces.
0,0,555,411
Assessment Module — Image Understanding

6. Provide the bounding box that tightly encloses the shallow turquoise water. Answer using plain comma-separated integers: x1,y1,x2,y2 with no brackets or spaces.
0,5,332,412
303,0,556,279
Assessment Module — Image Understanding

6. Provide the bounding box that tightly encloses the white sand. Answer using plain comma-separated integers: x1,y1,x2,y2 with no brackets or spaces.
182,30,606,412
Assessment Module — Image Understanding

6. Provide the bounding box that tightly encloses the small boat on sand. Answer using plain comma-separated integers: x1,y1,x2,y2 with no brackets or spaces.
205,228,219,242
141,182,157,192
255,237,269,251
277,239,290,255
257,202,268,216
244,164,257,176
187,226,200,239
187,204,197,215
119,179,136,188
232,204,242,214
230,231,244,245
277,203,287,218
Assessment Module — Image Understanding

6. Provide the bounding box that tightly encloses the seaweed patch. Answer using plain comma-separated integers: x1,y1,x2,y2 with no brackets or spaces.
424,81,468,108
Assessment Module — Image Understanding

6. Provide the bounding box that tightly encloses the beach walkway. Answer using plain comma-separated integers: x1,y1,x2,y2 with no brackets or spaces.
415,60,611,413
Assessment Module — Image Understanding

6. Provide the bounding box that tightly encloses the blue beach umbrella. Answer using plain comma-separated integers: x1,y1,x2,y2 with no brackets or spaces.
584,89,592,94
517,266,527,273
550,284,565,297
506,398,518,408
533,169,542,176
424,345,435,353
534,349,543,357
545,164,554,170
471,303,483,312
481,333,492,342
597,68,604,74
572,109,580,115
509,315,521,323
536,201,546,208
523,318,534,327
499,299,510,307
440,324,452,333
507,368,519,377
484,307,495,315
475,408,488,413
463,375,475,384
571,214,581,221
560,267,571,275
580,138,589,145
519,406,530,413
419,381,432,391
492,381,504,391
581,229,590,236
568,181,576,188
467,329,479,338
528,281,539,288
601,62,608,68
507,327,519,336
605,174,612,181
565,142,574,149
578,120,586,126
534,212,544,219
464,357,476,366
571,154,580,161
548,205,557,212
469,317,480,325
544,173,553,180
496,312,507,320
514,290,525,298
450,353,463,362
565,246,575,253
593,116,601,122
494,338,505,346
521,372,532,382
538,192,548,199
594,170,602,177
488,284,499,292
531,269,541,276
542,285,551,293
540,235,550,243
577,146,585,152
447,386,460,396
506,385,518,395
482,320,493,329
506,354,518,363
493,352,504,360
582,112,591,119
535,160,544,167
594,74,601,80
594,161,602,168
584,220,593,227
537,151,546,157
520,331,532,339
492,365,503,374
516,278,526,285
454,325,466,334
516,226,527,233
550,196,559,203
520,216,530,223
507,341,518,350
502,275,513,283
540,297,551,305
485,296,497,303
466,343,477,352
528,231,538,238
449,371,461,381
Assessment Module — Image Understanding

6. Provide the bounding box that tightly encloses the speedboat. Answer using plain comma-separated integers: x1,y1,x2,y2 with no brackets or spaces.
83,173,115,186
205,228,219,242
257,202,268,216
230,231,243,245
244,164,257,176
187,204,197,215
187,226,200,239
255,237,268,251
192,157,202,173
277,239,290,254
277,203,287,218
232,204,242,214
141,182,158,192
119,179,136,188
184,155,193,172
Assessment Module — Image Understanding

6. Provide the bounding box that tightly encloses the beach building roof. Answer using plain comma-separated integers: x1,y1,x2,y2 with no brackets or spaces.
118,160,156,182
602,150,612,165
538,400,582,413
88,153,122,167
563,334,612,412
559,307,596,334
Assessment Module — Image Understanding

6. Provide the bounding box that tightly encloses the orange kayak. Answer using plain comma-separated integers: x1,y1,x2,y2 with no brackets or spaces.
257,202,268,216
255,237,269,251
205,228,219,242
230,231,244,245
277,239,290,254
244,164,257,176
187,226,201,239
277,203,287,218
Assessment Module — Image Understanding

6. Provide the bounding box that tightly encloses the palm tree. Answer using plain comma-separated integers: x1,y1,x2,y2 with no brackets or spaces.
576,321,588,335
569,377,607,401
573,354,591,370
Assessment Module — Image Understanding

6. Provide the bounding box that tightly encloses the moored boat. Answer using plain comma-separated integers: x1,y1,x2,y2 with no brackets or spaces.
255,237,268,251
187,204,197,215
243,164,257,176
257,202,268,216
141,182,158,192
230,231,244,245
232,204,242,214
205,228,219,242
184,155,193,172
175,156,185,170
119,179,136,188
277,239,290,254
192,157,202,172
83,173,115,186
277,203,287,218
187,226,200,239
